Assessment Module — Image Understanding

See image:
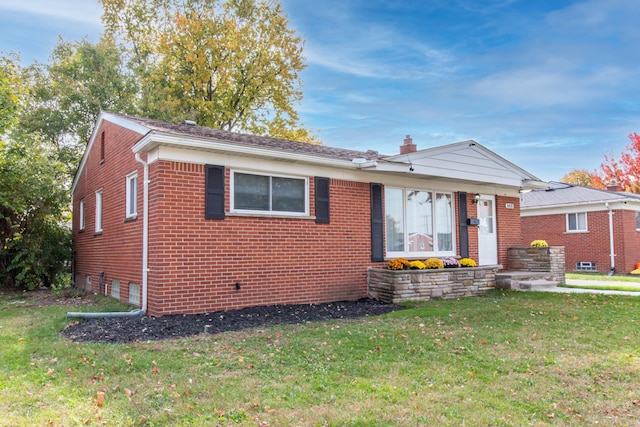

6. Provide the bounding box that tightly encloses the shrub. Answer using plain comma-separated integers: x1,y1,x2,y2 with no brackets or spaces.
459,258,476,268
530,240,549,247
409,260,426,270
424,258,444,269
388,258,410,270
441,257,460,268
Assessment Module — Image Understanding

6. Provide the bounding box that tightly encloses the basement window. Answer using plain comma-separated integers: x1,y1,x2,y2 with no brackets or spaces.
129,283,141,306
111,280,120,300
576,261,597,272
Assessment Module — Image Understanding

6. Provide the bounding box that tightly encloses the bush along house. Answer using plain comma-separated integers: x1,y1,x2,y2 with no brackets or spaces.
71,112,547,316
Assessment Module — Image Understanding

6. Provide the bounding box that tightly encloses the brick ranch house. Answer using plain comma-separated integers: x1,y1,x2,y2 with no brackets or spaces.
71,112,546,316
521,181,640,274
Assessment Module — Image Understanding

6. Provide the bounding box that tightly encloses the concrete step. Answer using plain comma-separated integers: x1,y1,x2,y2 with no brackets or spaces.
519,279,558,290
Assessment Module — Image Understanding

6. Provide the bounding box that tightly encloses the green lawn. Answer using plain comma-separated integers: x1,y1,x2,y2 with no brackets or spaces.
2,290,640,426
566,272,640,283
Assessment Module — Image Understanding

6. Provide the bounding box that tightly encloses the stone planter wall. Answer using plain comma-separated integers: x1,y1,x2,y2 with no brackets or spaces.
367,266,499,304
507,246,565,283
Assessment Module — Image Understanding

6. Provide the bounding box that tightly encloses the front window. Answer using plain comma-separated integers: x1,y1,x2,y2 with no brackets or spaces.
231,171,307,215
567,212,587,232
385,187,455,257
636,212,640,231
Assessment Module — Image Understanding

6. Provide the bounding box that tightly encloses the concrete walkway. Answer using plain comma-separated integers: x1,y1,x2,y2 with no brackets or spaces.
534,279,640,296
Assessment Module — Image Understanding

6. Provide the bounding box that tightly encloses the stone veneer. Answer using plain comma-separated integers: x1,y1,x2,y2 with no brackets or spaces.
507,246,565,283
367,266,499,304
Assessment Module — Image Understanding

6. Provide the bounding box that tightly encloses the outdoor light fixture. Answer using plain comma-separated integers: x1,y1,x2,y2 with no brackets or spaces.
472,193,481,203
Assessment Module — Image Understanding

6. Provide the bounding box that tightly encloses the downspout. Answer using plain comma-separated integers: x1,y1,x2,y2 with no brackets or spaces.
606,202,616,274
135,152,149,314
67,153,149,319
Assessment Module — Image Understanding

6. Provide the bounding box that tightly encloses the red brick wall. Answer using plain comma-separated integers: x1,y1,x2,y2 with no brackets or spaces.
496,196,523,268
522,209,640,273
145,161,378,315
465,194,479,262
617,210,640,273
72,121,144,302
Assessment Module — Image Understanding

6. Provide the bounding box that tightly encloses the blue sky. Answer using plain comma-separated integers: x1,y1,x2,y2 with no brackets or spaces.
1,0,638,182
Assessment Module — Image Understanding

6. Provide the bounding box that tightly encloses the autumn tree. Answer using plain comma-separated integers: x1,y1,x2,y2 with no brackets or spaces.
595,133,640,193
101,0,317,142
560,169,596,187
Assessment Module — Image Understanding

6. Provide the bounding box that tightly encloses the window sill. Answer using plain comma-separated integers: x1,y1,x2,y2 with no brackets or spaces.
94,231,103,236
227,212,316,220
124,215,137,222
565,230,589,234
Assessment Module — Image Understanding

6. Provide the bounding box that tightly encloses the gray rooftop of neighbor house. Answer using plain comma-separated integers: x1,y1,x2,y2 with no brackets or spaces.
521,181,640,209
110,113,382,162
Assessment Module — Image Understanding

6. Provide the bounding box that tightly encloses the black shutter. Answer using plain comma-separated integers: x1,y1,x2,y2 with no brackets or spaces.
205,165,225,220
370,183,384,262
315,177,330,224
458,192,469,258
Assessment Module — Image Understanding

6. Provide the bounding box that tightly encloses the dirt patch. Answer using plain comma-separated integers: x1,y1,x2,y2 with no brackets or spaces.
1,288,95,308
61,298,404,343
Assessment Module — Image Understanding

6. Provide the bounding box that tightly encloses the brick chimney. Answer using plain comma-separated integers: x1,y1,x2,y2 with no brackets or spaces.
400,135,417,154
606,179,622,192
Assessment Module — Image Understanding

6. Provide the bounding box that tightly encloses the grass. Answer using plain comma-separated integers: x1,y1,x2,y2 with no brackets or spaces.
2,290,640,426
564,273,640,292
566,272,640,283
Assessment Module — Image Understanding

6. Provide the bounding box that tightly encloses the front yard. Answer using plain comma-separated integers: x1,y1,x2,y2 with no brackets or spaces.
1,289,639,426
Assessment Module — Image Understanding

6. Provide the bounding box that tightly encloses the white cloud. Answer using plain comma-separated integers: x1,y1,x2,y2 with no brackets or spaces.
0,0,102,26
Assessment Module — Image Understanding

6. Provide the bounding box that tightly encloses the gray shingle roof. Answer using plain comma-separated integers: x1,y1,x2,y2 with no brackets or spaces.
112,113,382,162
521,182,640,208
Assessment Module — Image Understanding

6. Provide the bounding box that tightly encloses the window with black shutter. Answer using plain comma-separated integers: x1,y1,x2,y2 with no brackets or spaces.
315,177,330,224
370,183,384,262
205,165,225,219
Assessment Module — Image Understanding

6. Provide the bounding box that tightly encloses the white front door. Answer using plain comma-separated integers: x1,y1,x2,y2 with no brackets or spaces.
477,195,498,265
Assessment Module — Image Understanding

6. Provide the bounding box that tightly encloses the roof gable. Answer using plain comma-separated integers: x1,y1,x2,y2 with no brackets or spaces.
379,140,542,188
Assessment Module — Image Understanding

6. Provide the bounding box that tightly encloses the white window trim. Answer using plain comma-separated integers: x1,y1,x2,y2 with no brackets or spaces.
566,212,588,233
635,212,640,231
79,199,85,231
126,172,138,219
230,170,309,216
385,187,456,258
95,189,103,233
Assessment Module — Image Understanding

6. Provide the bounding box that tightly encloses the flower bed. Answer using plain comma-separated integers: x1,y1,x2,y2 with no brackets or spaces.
368,265,499,304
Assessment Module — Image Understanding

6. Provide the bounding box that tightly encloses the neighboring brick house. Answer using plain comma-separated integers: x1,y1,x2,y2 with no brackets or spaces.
521,181,640,274
71,112,545,316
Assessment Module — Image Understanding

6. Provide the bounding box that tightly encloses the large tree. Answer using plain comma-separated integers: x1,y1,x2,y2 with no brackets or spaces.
101,0,317,142
0,55,71,290
17,37,137,174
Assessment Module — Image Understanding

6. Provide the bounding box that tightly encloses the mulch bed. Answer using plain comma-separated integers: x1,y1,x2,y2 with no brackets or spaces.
60,298,404,343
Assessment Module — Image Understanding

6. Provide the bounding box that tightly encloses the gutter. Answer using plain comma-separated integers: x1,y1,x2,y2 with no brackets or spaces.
606,202,616,273
67,153,150,320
